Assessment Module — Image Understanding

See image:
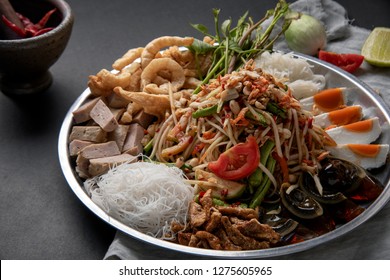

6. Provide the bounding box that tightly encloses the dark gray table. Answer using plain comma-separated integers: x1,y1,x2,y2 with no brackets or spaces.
1,0,389,260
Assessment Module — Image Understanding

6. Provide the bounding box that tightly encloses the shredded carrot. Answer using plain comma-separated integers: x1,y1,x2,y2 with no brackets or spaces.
317,151,330,161
273,152,289,183
202,131,216,140
230,107,249,126
279,88,301,109
192,142,206,156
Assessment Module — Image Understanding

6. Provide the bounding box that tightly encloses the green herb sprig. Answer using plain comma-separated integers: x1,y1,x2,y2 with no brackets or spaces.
189,0,290,94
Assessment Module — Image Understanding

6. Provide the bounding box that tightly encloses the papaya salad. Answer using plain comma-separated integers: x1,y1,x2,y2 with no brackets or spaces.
66,0,389,251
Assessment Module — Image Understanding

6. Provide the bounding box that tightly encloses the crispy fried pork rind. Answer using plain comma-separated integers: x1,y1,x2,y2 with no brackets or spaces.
141,36,194,69
114,87,170,120
88,62,142,97
112,47,144,71
88,69,131,96
86,35,214,104
141,57,185,94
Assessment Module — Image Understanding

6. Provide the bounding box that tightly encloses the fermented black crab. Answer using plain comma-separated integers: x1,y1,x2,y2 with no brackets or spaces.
299,157,384,205
263,157,384,244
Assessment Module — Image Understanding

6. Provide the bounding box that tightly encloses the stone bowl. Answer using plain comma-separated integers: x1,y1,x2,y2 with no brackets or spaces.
0,0,74,95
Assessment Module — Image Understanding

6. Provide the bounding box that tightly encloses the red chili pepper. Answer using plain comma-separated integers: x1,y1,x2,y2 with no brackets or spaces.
307,117,313,129
16,12,33,27
36,8,56,29
31,27,54,37
220,188,229,197
198,191,206,198
1,14,26,37
1,8,57,38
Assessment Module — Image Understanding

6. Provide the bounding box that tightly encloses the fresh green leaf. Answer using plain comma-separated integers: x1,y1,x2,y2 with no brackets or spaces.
190,0,290,93
190,23,210,36
188,38,216,55
237,10,249,27
221,19,232,36
213,8,221,41
213,8,220,18
228,41,243,53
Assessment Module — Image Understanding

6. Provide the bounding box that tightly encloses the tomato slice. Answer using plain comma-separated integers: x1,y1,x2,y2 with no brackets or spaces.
208,136,260,180
318,50,364,73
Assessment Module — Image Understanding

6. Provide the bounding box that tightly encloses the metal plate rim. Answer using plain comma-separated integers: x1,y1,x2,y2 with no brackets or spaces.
58,53,390,259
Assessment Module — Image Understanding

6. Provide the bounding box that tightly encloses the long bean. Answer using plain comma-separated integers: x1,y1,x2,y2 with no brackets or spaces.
248,140,275,194
249,156,276,208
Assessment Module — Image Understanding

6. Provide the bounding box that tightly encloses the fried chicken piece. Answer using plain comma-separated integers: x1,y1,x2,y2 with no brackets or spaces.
195,231,222,250
199,189,213,219
188,234,200,247
217,206,259,220
221,216,270,250
188,201,206,228
204,208,222,232
215,229,242,251
171,221,186,233
177,232,192,246
198,239,210,249
235,218,280,244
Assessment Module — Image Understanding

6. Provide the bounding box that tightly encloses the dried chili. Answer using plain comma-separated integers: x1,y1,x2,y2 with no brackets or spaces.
1,8,56,38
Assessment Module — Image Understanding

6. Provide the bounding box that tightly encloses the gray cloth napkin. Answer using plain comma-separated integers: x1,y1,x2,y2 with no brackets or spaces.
104,0,390,260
